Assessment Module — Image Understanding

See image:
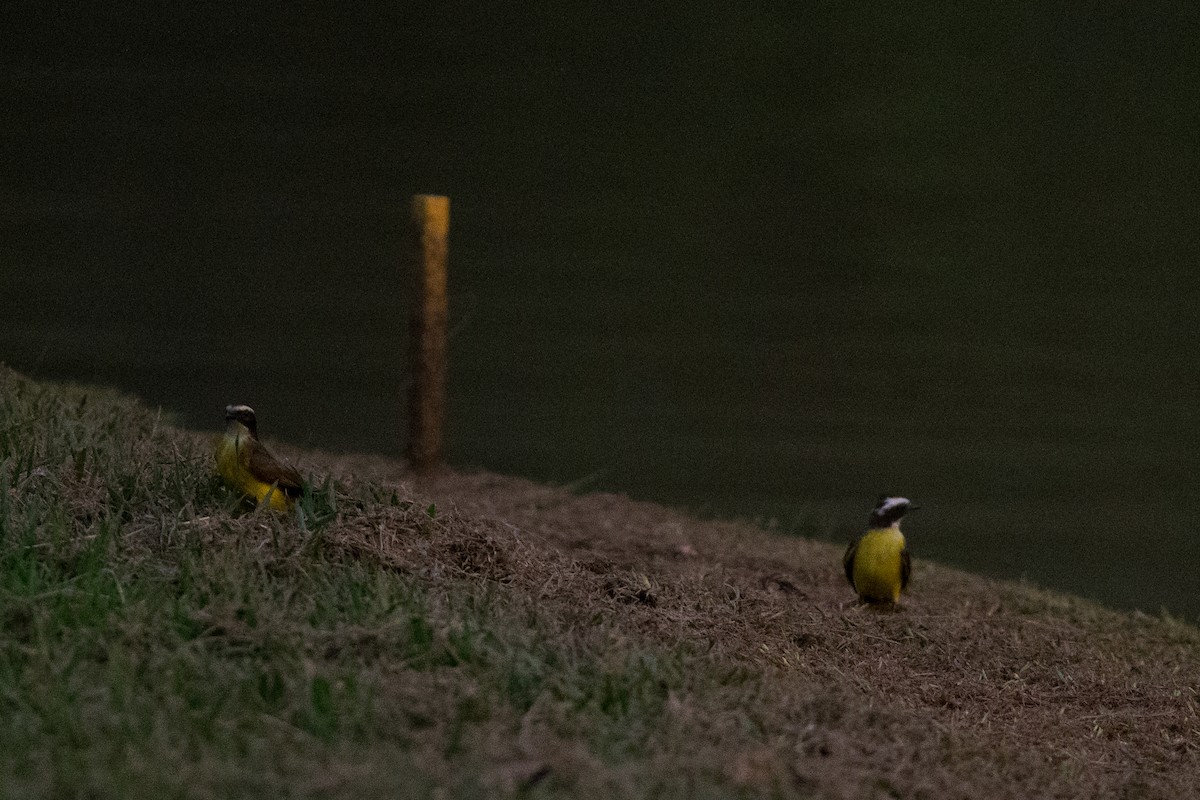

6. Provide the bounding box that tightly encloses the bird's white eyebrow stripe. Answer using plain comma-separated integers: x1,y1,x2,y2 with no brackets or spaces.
877,497,910,513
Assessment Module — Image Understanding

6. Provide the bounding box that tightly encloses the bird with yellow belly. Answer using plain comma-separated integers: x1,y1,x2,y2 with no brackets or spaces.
215,404,304,511
843,496,918,605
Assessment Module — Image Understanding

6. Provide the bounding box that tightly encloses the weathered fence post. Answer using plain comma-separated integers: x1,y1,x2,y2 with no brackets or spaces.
407,194,449,473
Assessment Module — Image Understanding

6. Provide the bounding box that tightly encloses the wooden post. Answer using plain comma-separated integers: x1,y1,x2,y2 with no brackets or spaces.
407,194,449,473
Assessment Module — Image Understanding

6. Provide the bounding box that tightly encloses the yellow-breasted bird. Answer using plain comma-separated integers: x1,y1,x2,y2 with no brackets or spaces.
843,496,918,604
215,404,304,511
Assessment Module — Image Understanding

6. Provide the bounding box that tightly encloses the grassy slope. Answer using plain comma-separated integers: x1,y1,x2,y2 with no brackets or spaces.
1,366,1198,799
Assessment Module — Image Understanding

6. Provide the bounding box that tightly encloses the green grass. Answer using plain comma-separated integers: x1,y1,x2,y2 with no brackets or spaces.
0,369,756,799
7,367,1199,799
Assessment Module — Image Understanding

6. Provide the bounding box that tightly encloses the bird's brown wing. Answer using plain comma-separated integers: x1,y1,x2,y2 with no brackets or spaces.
246,439,305,497
899,547,911,592
842,538,859,589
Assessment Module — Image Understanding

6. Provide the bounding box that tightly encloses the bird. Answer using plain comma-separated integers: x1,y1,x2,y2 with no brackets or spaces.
843,496,918,604
215,404,304,511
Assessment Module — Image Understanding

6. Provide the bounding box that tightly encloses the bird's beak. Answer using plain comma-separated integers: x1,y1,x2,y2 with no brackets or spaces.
909,504,921,512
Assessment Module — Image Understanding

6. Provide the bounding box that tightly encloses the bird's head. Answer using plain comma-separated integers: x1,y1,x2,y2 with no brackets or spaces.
869,495,918,528
224,404,258,437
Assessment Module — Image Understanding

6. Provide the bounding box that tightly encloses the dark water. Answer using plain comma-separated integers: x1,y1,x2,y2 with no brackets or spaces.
3,5,1199,616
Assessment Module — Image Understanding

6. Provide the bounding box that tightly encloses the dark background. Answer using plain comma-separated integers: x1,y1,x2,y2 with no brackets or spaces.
3,3,1199,615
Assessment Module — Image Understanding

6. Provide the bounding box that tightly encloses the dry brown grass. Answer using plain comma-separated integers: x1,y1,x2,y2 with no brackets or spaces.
297,451,1200,798
4,364,1197,798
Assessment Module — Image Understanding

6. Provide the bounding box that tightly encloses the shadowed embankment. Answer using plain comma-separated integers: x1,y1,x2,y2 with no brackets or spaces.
2,366,1198,798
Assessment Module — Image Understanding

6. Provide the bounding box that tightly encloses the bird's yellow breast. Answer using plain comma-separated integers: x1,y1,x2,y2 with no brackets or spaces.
215,428,291,511
852,527,906,603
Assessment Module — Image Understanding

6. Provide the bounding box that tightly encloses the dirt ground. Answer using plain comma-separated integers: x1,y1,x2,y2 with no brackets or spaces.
288,448,1200,798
